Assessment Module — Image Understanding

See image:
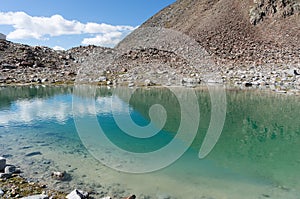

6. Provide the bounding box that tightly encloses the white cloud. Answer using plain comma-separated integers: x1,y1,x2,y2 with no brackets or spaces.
0,11,135,46
0,96,130,125
53,46,66,51
82,32,123,46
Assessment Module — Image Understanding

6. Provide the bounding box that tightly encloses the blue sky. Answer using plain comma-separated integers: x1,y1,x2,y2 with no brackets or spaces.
0,0,175,50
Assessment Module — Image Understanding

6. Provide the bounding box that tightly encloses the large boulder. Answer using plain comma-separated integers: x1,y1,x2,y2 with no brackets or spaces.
0,157,6,171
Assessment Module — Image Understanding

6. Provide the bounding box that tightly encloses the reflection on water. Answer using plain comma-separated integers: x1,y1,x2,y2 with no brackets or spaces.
0,85,300,199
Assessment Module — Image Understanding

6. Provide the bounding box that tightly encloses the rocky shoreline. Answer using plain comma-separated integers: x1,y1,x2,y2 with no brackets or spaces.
0,156,137,199
1,40,300,95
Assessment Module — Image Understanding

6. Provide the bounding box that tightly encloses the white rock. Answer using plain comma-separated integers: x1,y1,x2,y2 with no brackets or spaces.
41,78,48,83
286,69,295,76
66,189,88,199
145,79,154,86
207,79,222,84
98,76,107,82
0,188,4,196
100,197,112,199
128,83,135,87
20,194,49,199
0,157,6,171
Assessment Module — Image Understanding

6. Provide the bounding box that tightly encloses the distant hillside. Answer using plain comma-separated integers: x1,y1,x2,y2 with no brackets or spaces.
139,0,300,66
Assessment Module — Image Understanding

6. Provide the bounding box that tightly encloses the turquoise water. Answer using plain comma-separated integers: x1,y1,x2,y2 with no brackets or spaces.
0,86,300,199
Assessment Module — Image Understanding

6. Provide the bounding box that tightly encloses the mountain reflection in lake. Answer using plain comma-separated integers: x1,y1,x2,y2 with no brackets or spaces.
0,85,299,199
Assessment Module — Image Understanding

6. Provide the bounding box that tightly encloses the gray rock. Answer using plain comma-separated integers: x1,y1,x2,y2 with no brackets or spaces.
66,189,89,199
128,82,135,87
1,63,17,69
51,171,66,180
0,188,4,196
20,194,49,199
41,78,48,83
145,79,154,86
182,77,200,84
245,82,253,87
0,173,12,179
0,157,6,171
4,165,16,174
98,76,107,82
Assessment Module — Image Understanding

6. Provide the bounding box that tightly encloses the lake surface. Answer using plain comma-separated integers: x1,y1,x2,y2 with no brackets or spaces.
0,85,299,199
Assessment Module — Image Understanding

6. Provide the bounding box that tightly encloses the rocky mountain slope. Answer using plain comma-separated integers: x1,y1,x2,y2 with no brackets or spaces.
141,0,300,66
0,40,111,84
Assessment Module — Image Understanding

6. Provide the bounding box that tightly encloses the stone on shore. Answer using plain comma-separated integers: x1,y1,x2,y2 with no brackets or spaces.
145,79,154,86
66,189,89,199
4,165,16,174
100,197,112,199
0,188,4,196
20,194,49,199
51,171,66,180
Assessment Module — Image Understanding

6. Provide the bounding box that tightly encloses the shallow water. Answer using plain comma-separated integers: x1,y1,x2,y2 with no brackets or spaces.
0,85,300,199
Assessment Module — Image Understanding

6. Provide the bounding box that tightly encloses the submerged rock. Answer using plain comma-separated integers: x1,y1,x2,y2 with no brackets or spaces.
51,171,67,181
125,195,136,199
25,151,42,157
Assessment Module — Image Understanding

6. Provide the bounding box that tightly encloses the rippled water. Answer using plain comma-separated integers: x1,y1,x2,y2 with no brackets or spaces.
0,85,299,199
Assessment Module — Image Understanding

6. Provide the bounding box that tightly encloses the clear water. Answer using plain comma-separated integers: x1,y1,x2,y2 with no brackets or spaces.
0,85,300,199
